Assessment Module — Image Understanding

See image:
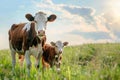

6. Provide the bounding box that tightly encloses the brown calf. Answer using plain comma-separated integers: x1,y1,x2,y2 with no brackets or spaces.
42,41,68,71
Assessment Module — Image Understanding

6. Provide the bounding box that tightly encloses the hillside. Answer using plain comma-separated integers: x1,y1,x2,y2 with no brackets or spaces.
0,43,120,80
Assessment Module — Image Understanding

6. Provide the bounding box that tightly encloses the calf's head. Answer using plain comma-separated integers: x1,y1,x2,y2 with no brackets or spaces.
50,41,68,71
25,11,57,36
50,41,68,54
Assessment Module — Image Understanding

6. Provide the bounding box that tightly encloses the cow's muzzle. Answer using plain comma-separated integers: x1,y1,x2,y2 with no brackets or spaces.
38,30,45,36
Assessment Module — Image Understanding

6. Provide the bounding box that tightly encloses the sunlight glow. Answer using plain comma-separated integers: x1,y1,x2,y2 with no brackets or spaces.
110,0,120,18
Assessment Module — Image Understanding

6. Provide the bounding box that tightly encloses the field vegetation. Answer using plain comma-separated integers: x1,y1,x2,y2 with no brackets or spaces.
0,43,120,80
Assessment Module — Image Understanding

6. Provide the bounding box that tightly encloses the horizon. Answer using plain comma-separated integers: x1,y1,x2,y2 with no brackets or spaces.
0,0,120,50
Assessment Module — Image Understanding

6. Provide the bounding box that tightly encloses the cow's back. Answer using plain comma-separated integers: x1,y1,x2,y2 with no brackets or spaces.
9,23,26,51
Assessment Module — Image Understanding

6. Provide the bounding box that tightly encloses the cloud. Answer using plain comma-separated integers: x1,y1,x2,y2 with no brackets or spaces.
69,30,111,40
102,10,120,40
61,5,95,24
1,0,120,50
32,0,118,42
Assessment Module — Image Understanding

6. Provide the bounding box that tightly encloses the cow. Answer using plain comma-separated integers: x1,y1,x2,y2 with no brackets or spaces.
8,11,57,76
42,41,68,72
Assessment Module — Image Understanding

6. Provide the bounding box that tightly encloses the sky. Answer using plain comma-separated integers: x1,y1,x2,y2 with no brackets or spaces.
0,0,120,49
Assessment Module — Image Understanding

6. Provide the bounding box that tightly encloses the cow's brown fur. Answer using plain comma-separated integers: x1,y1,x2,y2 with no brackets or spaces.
9,11,57,76
42,44,57,68
9,22,41,52
9,22,43,67
42,41,68,71
41,35,46,47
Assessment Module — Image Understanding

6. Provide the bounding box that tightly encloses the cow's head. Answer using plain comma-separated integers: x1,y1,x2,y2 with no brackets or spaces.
50,41,68,54
25,11,57,36
50,41,68,71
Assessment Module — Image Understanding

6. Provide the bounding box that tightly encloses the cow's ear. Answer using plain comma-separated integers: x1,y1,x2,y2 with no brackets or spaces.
63,42,68,46
50,42,56,46
25,13,34,21
48,14,57,22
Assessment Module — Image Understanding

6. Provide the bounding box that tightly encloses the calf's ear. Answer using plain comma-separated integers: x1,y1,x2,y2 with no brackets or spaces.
63,42,68,46
50,42,56,46
48,14,57,22
25,13,34,21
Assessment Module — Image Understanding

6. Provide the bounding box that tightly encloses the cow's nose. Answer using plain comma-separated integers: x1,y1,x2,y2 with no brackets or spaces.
38,30,45,36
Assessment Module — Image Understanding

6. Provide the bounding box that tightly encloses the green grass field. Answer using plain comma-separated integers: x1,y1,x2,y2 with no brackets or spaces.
0,43,120,80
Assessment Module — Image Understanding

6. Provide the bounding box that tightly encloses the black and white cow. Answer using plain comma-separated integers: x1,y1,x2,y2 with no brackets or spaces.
8,11,56,75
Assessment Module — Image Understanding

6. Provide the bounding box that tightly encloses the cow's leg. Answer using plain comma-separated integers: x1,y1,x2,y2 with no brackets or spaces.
41,57,50,74
42,57,46,71
35,52,43,69
10,50,16,72
35,44,43,69
35,53,40,69
25,50,31,76
9,41,16,72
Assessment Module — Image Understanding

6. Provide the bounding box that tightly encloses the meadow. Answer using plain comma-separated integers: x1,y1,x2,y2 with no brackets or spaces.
0,43,120,80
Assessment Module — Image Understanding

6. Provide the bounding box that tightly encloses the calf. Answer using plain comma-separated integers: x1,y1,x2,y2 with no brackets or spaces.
8,11,56,76
42,41,68,71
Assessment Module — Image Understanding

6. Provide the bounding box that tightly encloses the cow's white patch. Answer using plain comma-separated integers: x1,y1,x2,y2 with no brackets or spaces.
22,22,38,35
22,23,31,31
37,21,46,31
54,41,64,54
29,44,43,58
35,12,47,31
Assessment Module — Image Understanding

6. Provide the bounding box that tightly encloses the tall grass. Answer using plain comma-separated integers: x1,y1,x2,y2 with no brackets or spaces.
0,43,120,80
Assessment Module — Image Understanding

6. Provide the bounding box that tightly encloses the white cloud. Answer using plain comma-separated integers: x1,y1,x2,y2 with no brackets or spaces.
1,0,120,49
102,9,120,40
32,0,119,43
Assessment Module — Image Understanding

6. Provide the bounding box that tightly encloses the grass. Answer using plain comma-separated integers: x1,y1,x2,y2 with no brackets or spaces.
0,43,120,80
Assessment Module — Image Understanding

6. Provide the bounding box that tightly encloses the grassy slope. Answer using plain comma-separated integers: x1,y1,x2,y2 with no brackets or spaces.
0,43,120,80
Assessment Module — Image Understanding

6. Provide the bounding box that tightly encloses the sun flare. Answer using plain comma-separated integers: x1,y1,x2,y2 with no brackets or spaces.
109,0,120,18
